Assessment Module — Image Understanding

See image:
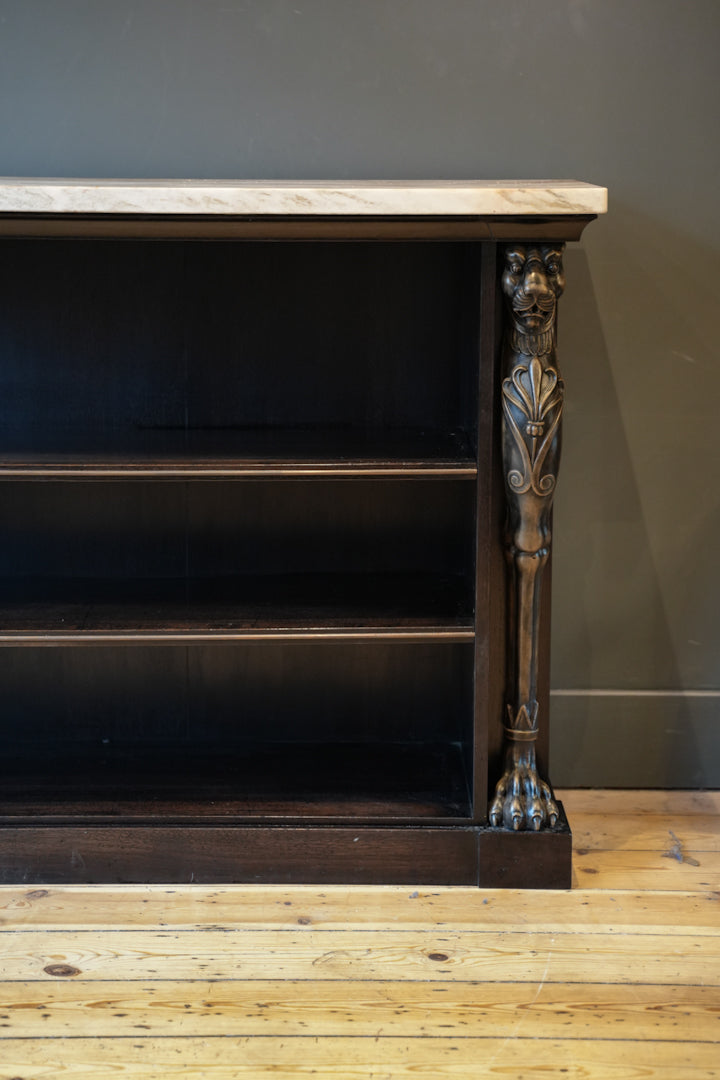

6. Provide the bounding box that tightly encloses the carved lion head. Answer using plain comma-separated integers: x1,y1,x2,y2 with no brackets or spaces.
501,244,566,336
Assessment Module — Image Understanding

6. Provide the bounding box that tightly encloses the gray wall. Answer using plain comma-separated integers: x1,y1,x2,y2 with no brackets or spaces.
1,0,718,786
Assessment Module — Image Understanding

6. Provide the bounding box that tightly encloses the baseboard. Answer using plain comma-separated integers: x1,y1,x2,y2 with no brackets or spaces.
549,690,720,787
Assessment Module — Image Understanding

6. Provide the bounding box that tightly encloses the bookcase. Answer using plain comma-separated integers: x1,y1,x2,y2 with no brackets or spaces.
0,180,606,887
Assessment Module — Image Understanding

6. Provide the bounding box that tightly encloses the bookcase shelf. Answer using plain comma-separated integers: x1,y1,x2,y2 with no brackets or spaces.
0,572,474,643
0,428,477,478
0,739,473,823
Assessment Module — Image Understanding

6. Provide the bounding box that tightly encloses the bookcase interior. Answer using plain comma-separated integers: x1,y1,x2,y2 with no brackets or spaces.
0,237,485,829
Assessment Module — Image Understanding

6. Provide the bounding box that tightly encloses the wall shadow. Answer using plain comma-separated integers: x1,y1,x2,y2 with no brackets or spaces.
550,201,719,785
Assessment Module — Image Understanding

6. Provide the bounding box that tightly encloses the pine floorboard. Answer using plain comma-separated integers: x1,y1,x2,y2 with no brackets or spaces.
0,789,718,1079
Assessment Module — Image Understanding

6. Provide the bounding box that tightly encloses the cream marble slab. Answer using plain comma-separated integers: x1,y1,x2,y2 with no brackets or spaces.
0,179,607,217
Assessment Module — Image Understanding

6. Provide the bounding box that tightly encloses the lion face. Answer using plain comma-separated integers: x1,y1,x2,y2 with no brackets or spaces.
501,245,565,336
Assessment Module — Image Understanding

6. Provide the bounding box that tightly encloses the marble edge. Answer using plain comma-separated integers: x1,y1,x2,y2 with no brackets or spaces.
0,179,608,216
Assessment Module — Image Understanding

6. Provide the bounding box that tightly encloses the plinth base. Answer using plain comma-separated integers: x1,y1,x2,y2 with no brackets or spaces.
0,804,571,889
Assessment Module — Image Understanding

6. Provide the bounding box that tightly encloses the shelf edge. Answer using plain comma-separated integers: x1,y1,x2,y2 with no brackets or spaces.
0,628,476,645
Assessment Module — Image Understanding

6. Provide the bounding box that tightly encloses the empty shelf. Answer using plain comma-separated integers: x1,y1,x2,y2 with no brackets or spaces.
0,740,472,821
0,574,474,643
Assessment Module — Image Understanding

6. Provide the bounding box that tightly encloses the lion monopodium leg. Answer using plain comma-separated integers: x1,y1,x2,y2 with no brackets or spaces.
490,244,565,831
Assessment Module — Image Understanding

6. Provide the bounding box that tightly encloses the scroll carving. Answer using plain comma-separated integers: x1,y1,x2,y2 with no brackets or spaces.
490,244,565,831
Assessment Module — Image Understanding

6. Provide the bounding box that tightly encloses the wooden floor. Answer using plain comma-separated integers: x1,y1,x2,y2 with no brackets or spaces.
0,789,718,1078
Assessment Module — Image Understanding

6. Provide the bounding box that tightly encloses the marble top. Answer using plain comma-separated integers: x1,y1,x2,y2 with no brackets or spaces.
0,179,607,217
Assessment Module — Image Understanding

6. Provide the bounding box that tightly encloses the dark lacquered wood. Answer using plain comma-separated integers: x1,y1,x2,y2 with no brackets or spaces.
0,640,475,827
477,802,572,889
0,242,476,450
0,211,573,886
0,823,480,885
0,740,472,823
0,810,571,886
0,572,474,643
0,213,596,241
0,428,476,478
536,551,554,781
2,480,475,575
485,251,511,795
471,243,503,818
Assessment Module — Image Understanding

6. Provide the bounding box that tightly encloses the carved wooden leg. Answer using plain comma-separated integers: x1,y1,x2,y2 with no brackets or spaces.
490,243,566,831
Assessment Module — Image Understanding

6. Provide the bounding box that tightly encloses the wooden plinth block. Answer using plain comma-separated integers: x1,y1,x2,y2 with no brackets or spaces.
477,801,572,889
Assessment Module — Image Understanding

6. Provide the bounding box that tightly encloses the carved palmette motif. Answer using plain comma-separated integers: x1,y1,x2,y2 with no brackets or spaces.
490,244,565,831
503,356,563,497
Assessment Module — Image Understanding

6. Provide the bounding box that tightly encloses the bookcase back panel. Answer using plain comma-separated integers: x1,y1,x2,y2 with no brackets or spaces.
0,643,475,820
1,479,477,582
0,240,481,448
0,642,473,746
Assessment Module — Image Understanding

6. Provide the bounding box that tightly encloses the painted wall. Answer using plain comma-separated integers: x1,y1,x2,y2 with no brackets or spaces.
0,0,718,785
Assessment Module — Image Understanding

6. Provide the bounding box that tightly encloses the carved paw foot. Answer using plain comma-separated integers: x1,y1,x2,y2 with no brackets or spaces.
490,763,558,831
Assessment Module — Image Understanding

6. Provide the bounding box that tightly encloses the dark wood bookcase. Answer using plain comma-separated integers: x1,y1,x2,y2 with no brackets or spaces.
0,181,604,886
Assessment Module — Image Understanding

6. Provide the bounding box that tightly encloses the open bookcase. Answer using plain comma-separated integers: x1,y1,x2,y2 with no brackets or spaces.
0,180,606,886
